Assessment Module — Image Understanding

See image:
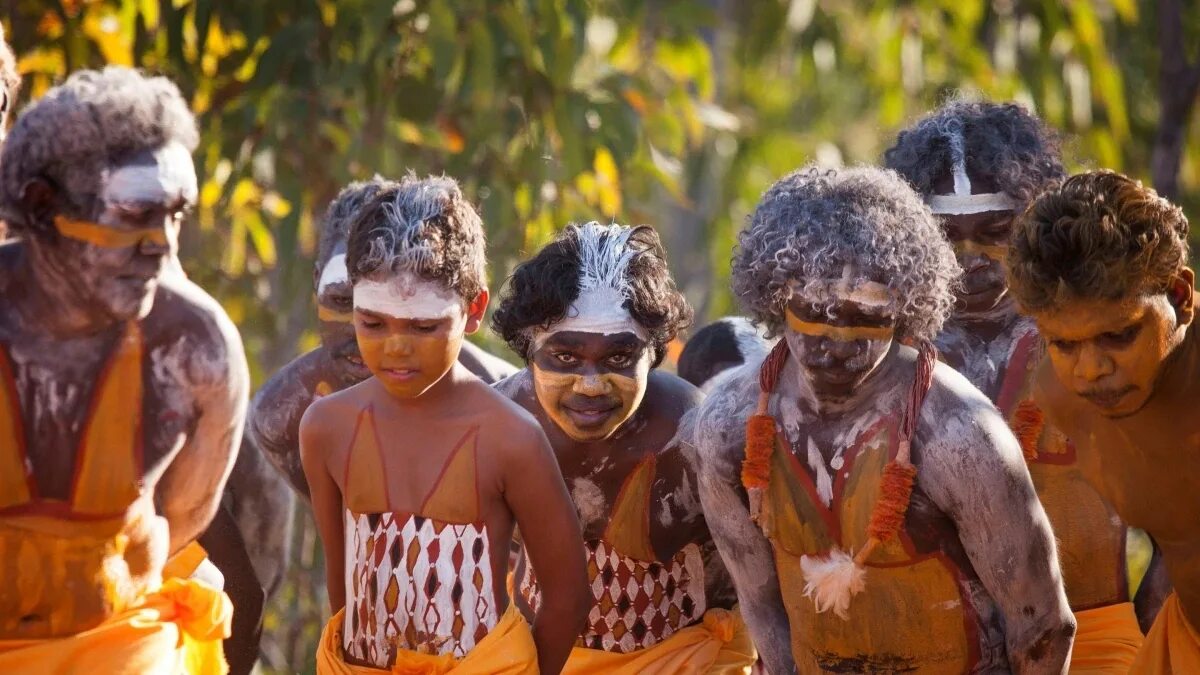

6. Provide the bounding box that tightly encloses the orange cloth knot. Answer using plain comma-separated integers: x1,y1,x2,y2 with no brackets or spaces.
157,577,233,643
741,414,776,490
1010,400,1044,461
390,650,458,675
701,608,735,643
867,461,917,543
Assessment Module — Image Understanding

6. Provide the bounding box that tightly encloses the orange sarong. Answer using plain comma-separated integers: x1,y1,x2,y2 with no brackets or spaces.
317,605,538,675
1068,602,1143,673
0,577,232,675
1131,592,1200,674
560,608,756,675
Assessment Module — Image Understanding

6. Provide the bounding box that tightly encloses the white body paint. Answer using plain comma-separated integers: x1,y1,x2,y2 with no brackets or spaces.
103,141,198,207
531,286,648,349
353,274,465,328
790,266,896,311
317,253,348,293
570,477,609,528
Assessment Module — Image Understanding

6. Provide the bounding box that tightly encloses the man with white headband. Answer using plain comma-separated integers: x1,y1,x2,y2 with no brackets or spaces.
300,175,588,674
249,178,515,500
691,166,1074,673
0,67,244,671
493,223,756,674
887,100,1168,672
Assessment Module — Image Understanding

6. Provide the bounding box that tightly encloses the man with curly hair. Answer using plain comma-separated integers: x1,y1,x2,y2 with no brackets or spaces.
887,101,1165,671
0,67,245,671
691,166,1074,674
250,177,515,501
1008,170,1200,673
301,175,588,674
677,317,773,394
493,223,757,674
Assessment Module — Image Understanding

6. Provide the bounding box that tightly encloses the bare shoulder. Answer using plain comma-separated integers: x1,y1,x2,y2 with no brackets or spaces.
689,359,762,478
647,370,704,420
143,274,247,392
492,367,533,400
457,340,518,384
298,379,371,459
250,349,326,440
914,360,1024,479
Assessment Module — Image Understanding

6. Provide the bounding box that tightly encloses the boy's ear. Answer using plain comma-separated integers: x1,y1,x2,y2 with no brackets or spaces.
464,288,489,335
1172,268,1195,325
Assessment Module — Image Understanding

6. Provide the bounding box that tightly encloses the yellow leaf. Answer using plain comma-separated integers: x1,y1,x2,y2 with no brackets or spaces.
199,179,222,209
593,147,621,217
243,211,278,268
263,192,292,219
17,48,66,77
224,217,246,276
82,7,133,66
138,0,159,30
230,178,262,211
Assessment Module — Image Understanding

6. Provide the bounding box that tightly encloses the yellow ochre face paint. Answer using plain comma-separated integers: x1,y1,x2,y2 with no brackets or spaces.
785,308,895,342
953,240,1008,265
54,216,168,249
317,305,353,323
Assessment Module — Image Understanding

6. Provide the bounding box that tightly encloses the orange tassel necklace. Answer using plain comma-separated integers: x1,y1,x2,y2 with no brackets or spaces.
742,338,937,618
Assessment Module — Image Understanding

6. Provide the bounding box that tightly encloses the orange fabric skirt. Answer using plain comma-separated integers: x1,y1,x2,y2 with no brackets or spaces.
1067,602,1143,673
559,608,756,675
1131,593,1200,674
0,577,232,675
317,605,538,675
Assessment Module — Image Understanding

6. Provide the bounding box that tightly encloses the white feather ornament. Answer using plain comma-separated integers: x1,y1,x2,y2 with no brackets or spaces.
800,548,867,620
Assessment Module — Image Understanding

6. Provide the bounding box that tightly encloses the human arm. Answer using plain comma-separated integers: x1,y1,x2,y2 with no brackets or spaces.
247,359,317,499
299,401,347,612
689,390,797,675
1135,537,1173,633
502,420,589,675
918,391,1074,674
157,307,251,555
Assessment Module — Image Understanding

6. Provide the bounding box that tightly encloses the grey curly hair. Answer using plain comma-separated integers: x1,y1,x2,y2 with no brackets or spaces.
0,66,199,235
345,174,487,301
317,177,395,273
732,165,959,343
883,99,1064,204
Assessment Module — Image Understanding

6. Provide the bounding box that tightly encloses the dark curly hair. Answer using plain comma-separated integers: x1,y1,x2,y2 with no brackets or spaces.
492,223,693,367
1008,170,1190,312
345,174,486,302
317,177,393,277
884,99,1064,204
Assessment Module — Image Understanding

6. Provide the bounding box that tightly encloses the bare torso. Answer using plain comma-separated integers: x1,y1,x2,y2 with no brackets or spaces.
0,240,247,638
1036,324,1200,624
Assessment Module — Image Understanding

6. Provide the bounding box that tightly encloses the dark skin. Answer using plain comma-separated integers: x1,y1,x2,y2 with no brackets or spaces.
300,296,587,674
501,331,735,611
0,164,248,636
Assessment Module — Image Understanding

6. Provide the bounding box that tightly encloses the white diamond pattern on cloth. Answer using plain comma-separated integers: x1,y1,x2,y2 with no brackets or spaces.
342,510,497,667
519,539,707,654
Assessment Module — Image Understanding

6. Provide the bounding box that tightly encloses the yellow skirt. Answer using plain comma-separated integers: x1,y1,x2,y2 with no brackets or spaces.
317,605,538,674
0,577,232,675
1067,602,1143,673
1131,592,1200,674
561,608,756,675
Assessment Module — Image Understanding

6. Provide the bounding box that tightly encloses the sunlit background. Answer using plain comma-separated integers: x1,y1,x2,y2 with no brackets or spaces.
5,0,1198,671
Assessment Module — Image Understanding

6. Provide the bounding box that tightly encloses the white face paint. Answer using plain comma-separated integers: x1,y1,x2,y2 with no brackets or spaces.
353,273,466,330
102,141,198,208
789,265,896,311
927,131,1019,215
318,253,349,293
530,286,649,350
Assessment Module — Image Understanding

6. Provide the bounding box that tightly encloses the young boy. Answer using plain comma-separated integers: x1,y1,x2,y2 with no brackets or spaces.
493,223,756,674
301,176,589,674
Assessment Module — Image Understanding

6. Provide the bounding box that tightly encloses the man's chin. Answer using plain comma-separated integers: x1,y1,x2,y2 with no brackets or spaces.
1081,388,1148,419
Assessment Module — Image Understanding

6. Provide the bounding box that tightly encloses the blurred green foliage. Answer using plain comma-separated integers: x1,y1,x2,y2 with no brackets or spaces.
4,0,1198,671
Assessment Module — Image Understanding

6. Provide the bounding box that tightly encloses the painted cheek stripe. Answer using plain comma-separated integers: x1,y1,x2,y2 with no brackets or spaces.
785,311,895,342
54,216,168,249
317,305,353,323
953,240,1008,264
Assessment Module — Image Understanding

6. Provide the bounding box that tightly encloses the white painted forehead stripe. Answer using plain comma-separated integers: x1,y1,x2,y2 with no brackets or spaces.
530,286,648,351
353,277,462,321
103,141,198,207
789,278,894,309
318,253,348,293
929,128,1020,215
